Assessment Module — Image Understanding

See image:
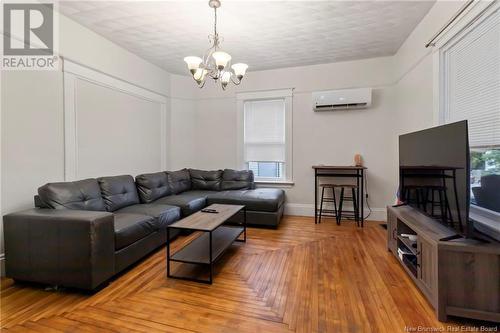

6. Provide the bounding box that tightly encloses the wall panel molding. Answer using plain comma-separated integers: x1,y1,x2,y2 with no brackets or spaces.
62,58,168,180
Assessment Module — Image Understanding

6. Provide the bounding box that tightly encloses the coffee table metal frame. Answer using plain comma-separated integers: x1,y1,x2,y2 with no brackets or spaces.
166,205,246,284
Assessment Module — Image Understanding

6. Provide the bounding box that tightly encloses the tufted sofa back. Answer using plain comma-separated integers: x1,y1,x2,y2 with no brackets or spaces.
38,179,106,211
97,175,140,211
135,172,171,203
36,169,256,212
166,169,191,194
189,169,223,191
220,169,254,190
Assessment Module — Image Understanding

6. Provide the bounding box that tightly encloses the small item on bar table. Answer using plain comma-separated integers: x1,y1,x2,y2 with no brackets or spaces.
354,154,363,167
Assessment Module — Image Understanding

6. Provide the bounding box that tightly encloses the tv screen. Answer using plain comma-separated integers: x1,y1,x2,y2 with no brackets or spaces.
399,121,470,236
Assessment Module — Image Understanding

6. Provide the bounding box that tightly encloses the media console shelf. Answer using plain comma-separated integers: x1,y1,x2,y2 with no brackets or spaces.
387,205,500,323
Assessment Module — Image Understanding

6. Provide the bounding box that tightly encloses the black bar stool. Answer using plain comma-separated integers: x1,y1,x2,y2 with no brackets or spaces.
424,185,453,226
318,184,338,224
337,185,359,226
403,185,427,211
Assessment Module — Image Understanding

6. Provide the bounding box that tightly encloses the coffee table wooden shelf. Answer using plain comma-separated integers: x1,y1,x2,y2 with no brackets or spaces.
166,204,246,284
171,226,244,264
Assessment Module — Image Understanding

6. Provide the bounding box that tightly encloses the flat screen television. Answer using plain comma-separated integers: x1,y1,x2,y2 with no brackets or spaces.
399,120,500,241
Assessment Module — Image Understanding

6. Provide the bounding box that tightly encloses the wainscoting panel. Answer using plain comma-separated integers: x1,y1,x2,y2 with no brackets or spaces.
63,59,168,180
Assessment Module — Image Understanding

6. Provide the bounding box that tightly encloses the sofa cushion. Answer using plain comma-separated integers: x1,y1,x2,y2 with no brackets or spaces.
154,192,207,217
98,175,140,212
206,188,285,212
166,169,191,194
220,169,254,191
115,203,181,229
38,179,106,211
136,172,171,203
113,213,156,250
189,169,223,191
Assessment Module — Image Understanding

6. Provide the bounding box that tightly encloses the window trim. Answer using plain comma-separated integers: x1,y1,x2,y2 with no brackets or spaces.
254,180,295,187
236,88,293,183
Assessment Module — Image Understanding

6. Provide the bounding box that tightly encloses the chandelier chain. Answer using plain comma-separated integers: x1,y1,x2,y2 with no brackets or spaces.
214,7,217,38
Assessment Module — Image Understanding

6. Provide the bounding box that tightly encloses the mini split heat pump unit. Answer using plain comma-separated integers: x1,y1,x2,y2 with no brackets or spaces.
312,88,372,111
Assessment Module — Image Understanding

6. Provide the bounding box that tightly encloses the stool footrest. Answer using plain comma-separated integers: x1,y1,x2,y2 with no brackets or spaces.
318,209,337,213
338,211,357,216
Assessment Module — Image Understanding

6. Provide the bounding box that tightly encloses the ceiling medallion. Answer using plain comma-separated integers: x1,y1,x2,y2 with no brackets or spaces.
183,0,248,90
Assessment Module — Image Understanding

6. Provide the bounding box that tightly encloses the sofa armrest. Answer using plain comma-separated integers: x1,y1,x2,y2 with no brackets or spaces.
3,208,115,290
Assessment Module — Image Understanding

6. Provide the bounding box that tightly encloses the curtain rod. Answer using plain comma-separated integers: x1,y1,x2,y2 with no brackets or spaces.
425,0,475,48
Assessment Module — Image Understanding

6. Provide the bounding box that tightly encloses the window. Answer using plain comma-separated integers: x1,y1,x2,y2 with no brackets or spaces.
244,99,285,180
441,7,500,214
237,89,293,182
248,161,283,179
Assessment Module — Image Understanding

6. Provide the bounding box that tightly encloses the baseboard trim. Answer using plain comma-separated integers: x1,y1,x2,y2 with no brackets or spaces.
284,203,387,221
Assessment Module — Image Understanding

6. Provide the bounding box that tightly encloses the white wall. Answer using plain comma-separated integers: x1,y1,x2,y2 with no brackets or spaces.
393,1,464,134
1,0,466,275
171,57,399,219
76,79,163,178
169,0,466,221
59,15,170,95
169,74,199,169
1,13,171,273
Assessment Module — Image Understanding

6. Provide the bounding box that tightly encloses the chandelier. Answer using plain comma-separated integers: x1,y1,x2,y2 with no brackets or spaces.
183,0,248,90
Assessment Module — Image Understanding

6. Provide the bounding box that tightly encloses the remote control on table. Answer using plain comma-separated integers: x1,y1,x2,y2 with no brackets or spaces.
201,209,218,213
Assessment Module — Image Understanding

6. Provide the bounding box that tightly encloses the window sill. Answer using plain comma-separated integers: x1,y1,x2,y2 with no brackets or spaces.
255,180,294,187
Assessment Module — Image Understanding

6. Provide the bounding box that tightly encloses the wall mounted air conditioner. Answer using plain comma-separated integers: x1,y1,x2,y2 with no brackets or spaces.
312,88,372,111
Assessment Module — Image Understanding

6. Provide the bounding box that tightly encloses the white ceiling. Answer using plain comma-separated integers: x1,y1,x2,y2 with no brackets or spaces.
58,1,435,75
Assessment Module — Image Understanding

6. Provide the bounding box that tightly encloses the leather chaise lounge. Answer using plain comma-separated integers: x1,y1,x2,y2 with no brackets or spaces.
3,169,285,290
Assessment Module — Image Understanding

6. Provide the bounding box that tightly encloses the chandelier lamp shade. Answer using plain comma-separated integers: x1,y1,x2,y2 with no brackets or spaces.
183,0,248,90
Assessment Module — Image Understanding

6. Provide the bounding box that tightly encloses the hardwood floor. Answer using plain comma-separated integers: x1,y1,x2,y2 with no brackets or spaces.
0,216,483,332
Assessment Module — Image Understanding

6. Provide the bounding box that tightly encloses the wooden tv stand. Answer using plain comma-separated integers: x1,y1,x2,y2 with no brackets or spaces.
387,205,500,322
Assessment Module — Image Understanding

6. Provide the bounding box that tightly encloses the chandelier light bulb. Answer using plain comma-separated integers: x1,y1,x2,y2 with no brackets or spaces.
221,71,231,89
231,63,248,79
184,56,203,73
193,68,207,82
212,51,232,70
221,71,231,84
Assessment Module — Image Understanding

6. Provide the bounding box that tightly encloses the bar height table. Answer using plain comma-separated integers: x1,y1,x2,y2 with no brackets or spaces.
312,165,367,226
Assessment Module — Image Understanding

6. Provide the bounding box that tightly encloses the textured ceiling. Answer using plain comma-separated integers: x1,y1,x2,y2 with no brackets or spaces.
58,1,435,75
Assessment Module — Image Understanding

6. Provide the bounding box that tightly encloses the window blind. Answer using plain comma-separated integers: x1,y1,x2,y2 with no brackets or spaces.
443,8,500,147
244,99,285,162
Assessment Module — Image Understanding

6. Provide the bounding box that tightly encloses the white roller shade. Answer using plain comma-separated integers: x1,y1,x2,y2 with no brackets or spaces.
443,8,500,147
244,99,285,162
245,143,285,162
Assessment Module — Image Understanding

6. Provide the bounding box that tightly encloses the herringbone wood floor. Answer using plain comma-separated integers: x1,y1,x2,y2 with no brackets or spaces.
1,216,478,332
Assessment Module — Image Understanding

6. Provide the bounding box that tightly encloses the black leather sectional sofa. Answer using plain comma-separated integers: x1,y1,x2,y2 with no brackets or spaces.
3,169,285,290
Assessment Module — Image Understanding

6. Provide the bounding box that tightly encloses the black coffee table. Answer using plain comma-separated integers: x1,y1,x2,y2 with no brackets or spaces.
166,204,246,284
